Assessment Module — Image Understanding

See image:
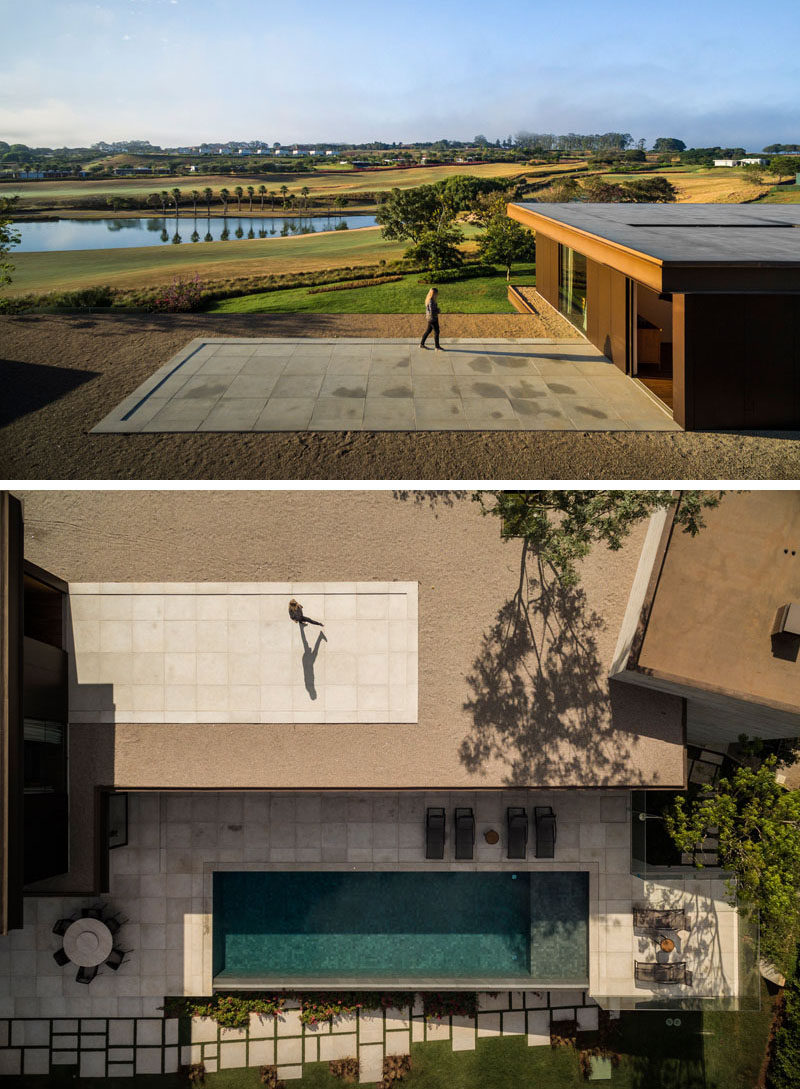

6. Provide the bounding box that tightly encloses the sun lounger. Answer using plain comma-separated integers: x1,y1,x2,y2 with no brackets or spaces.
76,964,98,985
534,806,557,858
635,960,693,986
633,907,690,932
425,807,446,859
454,807,475,859
506,807,528,859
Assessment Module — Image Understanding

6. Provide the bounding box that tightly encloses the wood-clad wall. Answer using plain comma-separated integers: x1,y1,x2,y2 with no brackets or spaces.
0,494,24,934
535,232,558,308
586,259,628,372
674,293,800,430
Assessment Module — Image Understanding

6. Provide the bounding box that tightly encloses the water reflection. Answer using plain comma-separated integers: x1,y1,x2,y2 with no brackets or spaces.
16,214,377,253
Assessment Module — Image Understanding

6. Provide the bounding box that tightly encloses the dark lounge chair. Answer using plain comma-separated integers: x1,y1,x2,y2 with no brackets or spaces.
425,807,446,860
534,806,557,858
52,948,70,967
105,947,126,971
454,807,475,860
81,905,104,921
76,965,98,985
52,917,74,936
635,960,693,986
506,807,528,859
633,906,690,933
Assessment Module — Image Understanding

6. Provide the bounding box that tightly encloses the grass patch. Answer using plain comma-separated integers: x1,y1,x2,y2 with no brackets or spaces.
2,227,407,296
208,264,535,314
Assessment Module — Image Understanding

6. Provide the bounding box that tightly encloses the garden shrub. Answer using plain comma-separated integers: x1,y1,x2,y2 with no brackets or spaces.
380,1054,411,1087
152,274,204,312
767,962,800,1089
417,263,497,284
307,275,403,294
329,1057,359,1082
259,1065,285,1088
422,992,478,1019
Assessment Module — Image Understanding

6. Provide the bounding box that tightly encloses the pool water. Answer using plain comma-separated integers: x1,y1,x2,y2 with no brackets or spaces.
213,871,588,984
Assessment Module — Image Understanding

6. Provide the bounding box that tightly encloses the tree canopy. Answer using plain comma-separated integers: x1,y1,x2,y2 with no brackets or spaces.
475,490,722,586
476,195,536,280
665,756,800,975
653,137,686,152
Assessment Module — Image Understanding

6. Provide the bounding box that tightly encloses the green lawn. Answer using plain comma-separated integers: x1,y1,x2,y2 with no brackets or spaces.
760,184,800,203
208,265,535,315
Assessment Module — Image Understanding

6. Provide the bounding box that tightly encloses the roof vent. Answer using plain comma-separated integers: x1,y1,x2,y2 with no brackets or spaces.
772,603,800,637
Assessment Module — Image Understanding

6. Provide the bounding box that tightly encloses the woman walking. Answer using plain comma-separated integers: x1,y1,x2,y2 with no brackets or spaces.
420,287,442,350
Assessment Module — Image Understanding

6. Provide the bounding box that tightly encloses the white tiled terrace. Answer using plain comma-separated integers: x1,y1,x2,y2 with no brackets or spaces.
67,582,418,724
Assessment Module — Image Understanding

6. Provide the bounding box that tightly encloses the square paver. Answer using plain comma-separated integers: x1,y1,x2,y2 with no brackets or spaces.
92,338,678,433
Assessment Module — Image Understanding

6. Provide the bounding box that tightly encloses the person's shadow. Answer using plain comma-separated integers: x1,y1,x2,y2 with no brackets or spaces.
300,625,327,700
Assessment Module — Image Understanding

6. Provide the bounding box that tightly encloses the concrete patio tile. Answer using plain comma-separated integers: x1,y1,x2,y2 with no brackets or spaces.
249,1039,275,1065
414,398,465,423
411,375,461,397
308,399,365,427
253,399,315,430
462,397,516,422
527,1010,550,1046
319,1033,357,1060
502,1011,526,1035
450,1017,476,1050
327,357,373,375
281,357,330,376
276,1037,302,1064
477,1013,501,1037
220,1041,247,1068
271,374,325,399
278,1065,304,1079
199,399,268,431
225,373,283,399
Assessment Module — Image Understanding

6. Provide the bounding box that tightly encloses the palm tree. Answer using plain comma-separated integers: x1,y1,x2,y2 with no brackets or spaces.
247,185,255,212
171,187,181,216
269,189,278,211
220,187,230,215
190,189,200,216
334,195,346,219
203,187,213,215
258,184,266,212
300,185,310,210
147,192,161,213
280,184,289,207
160,190,169,216
234,185,244,212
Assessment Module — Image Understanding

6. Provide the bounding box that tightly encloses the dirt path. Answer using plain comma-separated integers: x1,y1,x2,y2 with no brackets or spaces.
2,312,800,481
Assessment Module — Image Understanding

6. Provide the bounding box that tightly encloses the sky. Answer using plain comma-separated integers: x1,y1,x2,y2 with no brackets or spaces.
2,0,799,150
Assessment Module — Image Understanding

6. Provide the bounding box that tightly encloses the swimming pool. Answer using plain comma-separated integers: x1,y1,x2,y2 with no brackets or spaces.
212,870,588,986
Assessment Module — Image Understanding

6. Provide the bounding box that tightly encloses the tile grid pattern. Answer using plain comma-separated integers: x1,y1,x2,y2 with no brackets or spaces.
91,338,679,433
0,991,613,1080
67,582,419,724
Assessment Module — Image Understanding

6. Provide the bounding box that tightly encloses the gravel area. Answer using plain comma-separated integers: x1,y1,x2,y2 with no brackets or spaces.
2,312,800,480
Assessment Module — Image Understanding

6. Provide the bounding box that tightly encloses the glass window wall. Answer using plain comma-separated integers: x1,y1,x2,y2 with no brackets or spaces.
558,244,588,331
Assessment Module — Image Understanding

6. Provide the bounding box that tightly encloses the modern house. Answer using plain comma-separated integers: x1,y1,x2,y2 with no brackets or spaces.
0,490,791,1076
505,202,800,430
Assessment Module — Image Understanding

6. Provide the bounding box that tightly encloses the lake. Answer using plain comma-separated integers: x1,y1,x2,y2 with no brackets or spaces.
15,214,378,253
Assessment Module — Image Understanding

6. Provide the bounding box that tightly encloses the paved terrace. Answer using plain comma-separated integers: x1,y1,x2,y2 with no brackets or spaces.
91,338,677,433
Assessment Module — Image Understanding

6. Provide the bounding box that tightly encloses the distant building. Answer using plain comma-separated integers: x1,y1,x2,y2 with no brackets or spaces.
713,159,739,167
713,158,766,167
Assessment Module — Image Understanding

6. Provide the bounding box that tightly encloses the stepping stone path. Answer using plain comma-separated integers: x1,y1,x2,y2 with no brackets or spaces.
0,991,620,1081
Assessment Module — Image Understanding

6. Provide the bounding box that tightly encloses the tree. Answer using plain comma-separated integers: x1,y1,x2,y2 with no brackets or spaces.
258,183,266,212
246,185,254,212
652,137,686,153
234,185,244,212
475,490,722,587
405,224,464,271
203,187,213,215
300,185,310,210
476,195,536,281
269,189,278,211
280,184,289,207
170,187,181,215
768,156,798,181
665,756,800,975
376,184,451,244
190,189,200,216
160,190,169,216
219,187,230,215
0,196,21,288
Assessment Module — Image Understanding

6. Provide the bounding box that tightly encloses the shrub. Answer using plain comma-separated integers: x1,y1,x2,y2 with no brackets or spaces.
334,221,349,230
152,274,204,313
306,275,403,294
422,992,477,1019
182,1063,205,1086
329,1057,359,1082
380,1054,411,1087
259,1065,285,1088
163,994,285,1027
767,960,800,1089
417,263,497,284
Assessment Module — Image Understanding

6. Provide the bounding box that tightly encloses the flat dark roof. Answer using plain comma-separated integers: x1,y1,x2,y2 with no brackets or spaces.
508,203,800,266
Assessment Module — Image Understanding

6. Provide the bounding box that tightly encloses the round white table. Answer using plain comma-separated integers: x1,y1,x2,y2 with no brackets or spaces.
62,918,114,968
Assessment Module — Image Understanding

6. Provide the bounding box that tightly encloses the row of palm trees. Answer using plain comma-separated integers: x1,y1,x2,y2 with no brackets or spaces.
145,184,344,217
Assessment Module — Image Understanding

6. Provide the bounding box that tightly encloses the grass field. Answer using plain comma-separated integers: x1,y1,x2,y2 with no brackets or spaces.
606,165,773,203
209,265,535,314
3,226,408,296
761,184,800,203
0,161,573,210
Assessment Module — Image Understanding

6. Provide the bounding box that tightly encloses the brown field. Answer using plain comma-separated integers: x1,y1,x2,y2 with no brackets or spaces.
0,162,578,212
607,167,773,203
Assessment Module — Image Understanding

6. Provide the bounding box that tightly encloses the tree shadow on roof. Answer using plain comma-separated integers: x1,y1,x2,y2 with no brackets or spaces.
459,540,636,787
0,357,99,427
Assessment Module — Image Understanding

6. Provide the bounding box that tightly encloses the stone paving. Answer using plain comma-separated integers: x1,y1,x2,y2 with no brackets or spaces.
0,989,614,1080
91,337,679,433
67,582,418,724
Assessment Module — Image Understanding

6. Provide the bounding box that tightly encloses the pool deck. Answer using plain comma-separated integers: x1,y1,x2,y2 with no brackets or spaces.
91,337,678,433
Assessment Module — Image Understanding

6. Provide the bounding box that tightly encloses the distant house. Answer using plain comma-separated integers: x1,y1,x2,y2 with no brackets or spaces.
238,149,252,156
713,159,739,167
740,157,766,165
325,149,335,156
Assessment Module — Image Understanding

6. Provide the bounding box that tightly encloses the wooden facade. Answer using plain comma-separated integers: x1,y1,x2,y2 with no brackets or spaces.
0,494,24,934
509,203,800,431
